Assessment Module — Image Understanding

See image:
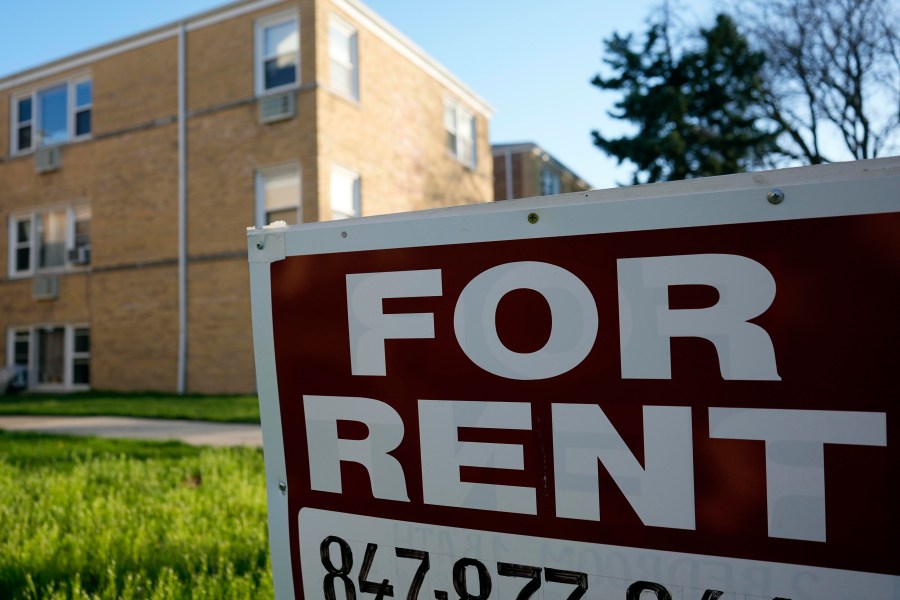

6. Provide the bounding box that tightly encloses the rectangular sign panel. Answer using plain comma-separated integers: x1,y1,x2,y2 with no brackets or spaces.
248,159,900,599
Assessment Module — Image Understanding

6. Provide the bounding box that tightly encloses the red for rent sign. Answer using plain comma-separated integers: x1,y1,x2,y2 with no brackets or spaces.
248,159,899,600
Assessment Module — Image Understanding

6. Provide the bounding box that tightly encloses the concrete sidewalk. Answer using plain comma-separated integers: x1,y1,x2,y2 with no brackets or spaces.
0,415,262,447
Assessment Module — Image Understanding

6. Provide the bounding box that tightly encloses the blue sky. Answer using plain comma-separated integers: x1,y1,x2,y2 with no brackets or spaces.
0,0,718,189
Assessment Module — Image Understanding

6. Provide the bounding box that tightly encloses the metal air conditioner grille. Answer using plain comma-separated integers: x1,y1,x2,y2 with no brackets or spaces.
33,276,59,300
259,92,296,124
35,147,62,174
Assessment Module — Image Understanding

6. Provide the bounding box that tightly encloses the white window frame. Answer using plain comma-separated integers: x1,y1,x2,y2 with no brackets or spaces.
540,166,562,196
6,324,91,392
72,77,93,139
8,203,91,278
328,13,359,101
330,164,361,220
10,75,92,155
444,98,477,168
255,11,300,96
255,163,302,227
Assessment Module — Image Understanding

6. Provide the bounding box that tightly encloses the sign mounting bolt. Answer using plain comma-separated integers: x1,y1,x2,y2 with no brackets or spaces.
278,480,287,495
527,213,539,224
767,189,785,205
256,240,265,251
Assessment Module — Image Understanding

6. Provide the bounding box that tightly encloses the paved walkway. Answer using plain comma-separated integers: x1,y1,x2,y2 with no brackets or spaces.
0,415,262,447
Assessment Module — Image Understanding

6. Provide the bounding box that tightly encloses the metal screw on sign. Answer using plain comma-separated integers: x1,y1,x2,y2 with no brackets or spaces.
256,240,265,250
278,481,287,495
527,213,539,224
767,188,785,205
341,231,348,238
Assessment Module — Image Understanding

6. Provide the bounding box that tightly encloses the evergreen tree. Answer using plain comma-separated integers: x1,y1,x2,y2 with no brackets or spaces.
592,14,779,184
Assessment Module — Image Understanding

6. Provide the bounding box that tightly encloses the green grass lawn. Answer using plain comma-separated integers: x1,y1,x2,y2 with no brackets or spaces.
0,392,260,424
0,431,272,599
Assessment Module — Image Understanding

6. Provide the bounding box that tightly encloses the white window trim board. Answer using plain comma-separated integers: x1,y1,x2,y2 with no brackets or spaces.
6,323,91,392
254,9,301,97
328,12,359,101
9,74,92,155
8,203,91,278
330,164,361,220
255,163,302,227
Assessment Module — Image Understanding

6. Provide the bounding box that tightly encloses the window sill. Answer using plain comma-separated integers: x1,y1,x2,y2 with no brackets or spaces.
8,265,92,280
446,151,477,171
256,83,300,98
324,85,360,106
9,135,93,159
30,384,90,393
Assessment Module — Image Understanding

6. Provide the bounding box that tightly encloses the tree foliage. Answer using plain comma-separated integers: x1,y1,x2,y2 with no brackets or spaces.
737,0,900,163
592,13,778,184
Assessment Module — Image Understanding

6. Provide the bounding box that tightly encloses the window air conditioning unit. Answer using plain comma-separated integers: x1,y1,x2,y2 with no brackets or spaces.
67,245,91,265
35,147,62,174
33,276,59,301
259,92,296,124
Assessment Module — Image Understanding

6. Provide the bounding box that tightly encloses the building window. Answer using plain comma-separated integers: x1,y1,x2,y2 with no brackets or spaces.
256,165,301,226
256,12,300,95
72,327,91,386
75,80,93,137
7,325,90,391
444,99,476,168
329,14,359,100
11,77,92,153
8,204,91,277
540,167,561,196
330,165,360,220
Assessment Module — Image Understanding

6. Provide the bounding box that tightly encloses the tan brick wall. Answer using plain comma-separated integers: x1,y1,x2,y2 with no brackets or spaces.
492,148,591,201
91,267,179,392
0,127,178,272
93,39,178,134
315,0,492,220
186,1,316,112
90,126,180,267
187,258,255,393
0,273,92,377
0,274,91,329
186,90,318,257
0,0,492,394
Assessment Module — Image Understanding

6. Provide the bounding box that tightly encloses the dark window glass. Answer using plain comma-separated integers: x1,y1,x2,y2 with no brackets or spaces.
73,359,90,385
16,220,30,243
16,247,30,271
17,98,32,123
14,333,29,366
17,125,32,150
75,109,91,136
265,59,296,90
74,329,90,353
446,131,457,155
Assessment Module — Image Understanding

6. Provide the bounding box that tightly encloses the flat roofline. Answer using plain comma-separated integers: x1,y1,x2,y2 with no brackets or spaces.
492,141,591,188
0,0,495,117
332,0,493,116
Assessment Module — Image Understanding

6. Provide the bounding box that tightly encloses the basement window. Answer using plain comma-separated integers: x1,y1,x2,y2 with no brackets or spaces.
6,325,91,391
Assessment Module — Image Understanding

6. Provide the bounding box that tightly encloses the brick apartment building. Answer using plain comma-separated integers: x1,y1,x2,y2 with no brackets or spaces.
493,142,590,201
0,0,493,394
